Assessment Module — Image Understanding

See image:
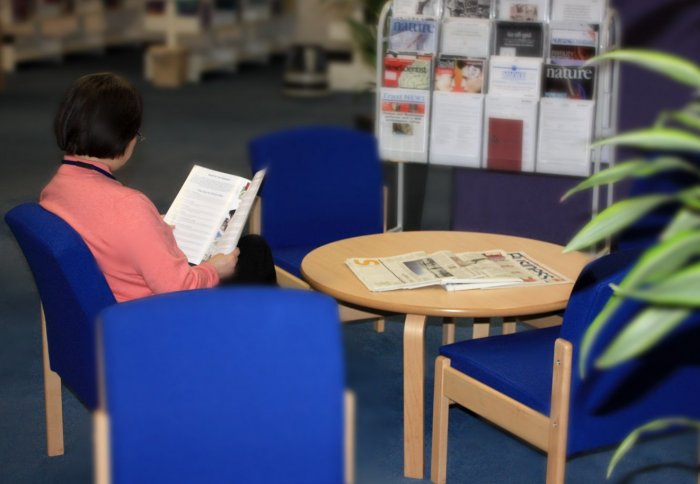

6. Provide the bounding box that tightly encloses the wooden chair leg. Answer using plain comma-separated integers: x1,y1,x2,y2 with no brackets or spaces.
373,318,385,333
41,307,64,456
344,390,356,484
502,317,517,335
546,339,573,484
442,317,456,345
473,318,490,339
430,356,451,484
93,409,111,484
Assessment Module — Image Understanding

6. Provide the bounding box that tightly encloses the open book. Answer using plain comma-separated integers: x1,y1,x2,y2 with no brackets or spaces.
163,165,265,265
346,249,570,292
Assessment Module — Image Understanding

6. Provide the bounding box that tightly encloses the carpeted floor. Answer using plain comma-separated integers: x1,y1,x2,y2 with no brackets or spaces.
0,47,697,483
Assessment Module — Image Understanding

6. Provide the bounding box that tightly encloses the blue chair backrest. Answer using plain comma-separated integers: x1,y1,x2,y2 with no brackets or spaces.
5,203,116,409
249,126,384,249
560,249,700,455
98,287,344,484
616,153,700,251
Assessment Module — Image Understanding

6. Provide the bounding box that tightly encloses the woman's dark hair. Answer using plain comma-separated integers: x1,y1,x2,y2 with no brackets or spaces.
54,72,143,159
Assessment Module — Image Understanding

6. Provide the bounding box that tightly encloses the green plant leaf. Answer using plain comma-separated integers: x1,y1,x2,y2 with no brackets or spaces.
662,209,700,240
607,417,700,478
578,230,700,376
668,111,700,132
588,49,700,89
596,307,690,369
346,18,377,69
561,156,700,201
611,261,700,307
591,128,700,152
564,195,674,252
679,187,700,210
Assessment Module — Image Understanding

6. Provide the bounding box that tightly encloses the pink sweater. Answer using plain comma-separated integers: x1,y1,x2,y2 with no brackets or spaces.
40,156,219,302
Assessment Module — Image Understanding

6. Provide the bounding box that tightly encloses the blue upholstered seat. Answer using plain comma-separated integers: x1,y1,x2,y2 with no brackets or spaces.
441,326,560,415
435,247,700,477
249,126,383,280
5,203,116,410
96,287,346,484
273,244,318,279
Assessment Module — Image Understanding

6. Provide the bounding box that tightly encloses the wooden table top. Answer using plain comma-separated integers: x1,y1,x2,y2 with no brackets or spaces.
301,231,590,318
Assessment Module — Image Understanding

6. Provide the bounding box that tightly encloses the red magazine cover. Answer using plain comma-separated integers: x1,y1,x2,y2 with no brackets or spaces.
487,118,523,171
383,55,432,89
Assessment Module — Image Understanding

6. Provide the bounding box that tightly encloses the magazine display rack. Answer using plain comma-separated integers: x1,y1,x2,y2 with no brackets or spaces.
374,0,620,229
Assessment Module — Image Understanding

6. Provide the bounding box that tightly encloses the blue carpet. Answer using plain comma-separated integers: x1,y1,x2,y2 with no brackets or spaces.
0,48,697,483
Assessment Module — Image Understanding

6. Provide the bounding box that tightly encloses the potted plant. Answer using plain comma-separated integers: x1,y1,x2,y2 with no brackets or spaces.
562,49,700,478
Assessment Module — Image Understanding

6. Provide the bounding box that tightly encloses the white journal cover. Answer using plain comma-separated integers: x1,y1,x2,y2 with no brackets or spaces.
429,92,484,168
536,97,595,176
378,87,430,163
488,55,543,99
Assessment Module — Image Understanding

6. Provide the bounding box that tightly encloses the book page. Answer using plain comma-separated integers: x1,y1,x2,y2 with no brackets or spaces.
210,169,266,256
164,165,249,264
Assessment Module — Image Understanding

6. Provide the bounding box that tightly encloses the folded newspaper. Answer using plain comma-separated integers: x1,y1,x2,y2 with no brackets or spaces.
345,250,570,292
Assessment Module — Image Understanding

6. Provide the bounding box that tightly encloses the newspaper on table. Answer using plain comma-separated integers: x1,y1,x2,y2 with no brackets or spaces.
346,249,570,292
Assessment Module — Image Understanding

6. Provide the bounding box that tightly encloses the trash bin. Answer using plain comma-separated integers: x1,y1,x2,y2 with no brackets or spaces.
283,44,329,97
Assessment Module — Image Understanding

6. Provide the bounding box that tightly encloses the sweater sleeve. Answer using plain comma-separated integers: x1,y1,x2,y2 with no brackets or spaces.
113,192,220,294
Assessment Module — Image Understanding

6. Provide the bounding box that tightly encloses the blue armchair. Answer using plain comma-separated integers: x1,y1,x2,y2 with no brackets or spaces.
5,203,117,456
248,126,386,327
430,249,700,483
94,287,352,484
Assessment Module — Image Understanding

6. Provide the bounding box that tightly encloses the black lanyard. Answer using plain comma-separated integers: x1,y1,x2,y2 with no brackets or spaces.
62,159,116,181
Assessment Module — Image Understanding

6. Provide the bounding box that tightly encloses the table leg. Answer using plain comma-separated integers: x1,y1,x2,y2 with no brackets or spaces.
403,313,427,479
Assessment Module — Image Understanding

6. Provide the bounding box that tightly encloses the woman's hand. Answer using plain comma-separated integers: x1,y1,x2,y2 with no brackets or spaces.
206,248,239,280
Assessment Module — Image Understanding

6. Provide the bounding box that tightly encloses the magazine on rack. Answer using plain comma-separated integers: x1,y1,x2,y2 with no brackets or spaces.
496,0,546,22
444,0,490,18
393,0,440,17
388,18,438,54
163,165,265,265
383,54,433,89
549,24,598,66
434,56,484,93
346,250,570,292
551,0,604,24
378,87,430,162
440,18,491,57
483,95,539,172
543,64,595,99
494,21,544,57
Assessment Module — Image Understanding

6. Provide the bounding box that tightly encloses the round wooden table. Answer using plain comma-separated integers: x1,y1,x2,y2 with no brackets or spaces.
301,231,589,479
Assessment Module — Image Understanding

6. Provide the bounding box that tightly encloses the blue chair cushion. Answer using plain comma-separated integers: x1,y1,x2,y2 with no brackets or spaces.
440,326,561,415
272,245,317,279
